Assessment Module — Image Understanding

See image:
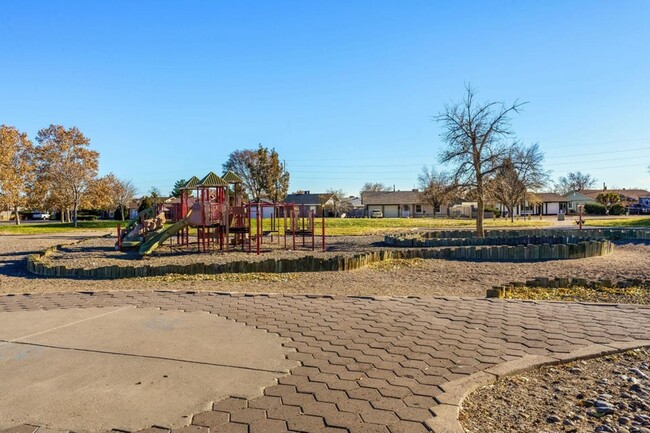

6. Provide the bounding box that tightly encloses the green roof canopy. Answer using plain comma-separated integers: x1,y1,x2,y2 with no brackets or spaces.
198,171,228,187
181,176,200,189
222,171,244,183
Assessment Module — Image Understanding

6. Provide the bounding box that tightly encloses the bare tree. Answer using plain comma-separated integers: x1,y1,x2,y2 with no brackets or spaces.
360,182,391,196
436,85,526,237
488,158,525,222
115,179,137,220
324,188,350,217
554,171,596,194
417,166,456,216
488,143,547,221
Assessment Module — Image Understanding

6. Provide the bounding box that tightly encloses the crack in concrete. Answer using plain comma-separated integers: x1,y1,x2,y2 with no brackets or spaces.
0,339,289,375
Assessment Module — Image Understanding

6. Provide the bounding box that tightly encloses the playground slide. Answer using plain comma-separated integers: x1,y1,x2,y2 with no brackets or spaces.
139,212,192,256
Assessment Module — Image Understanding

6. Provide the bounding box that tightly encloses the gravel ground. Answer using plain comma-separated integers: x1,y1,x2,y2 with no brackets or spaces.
1,232,649,296
461,349,650,433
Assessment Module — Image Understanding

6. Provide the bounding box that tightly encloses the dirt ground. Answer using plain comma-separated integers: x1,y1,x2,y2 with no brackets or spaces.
1,231,649,297
461,349,650,433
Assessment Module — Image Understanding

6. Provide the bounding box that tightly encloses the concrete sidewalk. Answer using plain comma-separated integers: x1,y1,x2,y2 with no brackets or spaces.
0,306,296,431
0,291,649,433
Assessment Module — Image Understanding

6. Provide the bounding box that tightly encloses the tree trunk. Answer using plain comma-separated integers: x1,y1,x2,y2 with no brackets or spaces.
509,206,514,223
121,205,126,221
14,205,20,226
73,201,78,227
476,197,485,238
60,209,65,223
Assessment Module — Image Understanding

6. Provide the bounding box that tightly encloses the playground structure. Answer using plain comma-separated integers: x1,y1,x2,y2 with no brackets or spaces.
116,171,326,256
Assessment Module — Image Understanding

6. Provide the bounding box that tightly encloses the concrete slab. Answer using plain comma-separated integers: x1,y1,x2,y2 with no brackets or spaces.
15,307,295,373
0,307,298,432
0,307,127,341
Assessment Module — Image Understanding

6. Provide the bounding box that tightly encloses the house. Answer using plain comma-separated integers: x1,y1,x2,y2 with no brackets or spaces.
360,190,448,218
564,188,650,213
579,189,650,206
563,191,596,214
496,192,568,216
284,191,334,216
340,196,364,217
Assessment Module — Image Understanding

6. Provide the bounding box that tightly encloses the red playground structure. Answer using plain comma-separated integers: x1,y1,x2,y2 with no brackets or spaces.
118,171,326,256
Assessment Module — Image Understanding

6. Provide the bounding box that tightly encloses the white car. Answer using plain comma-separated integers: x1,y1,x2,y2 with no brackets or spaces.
370,210,383,218
32,212,50,220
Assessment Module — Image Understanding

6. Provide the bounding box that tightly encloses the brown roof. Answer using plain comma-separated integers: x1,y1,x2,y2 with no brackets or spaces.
580,189,650,201
285,193,332,205
532,192,567,203
361,191,423,205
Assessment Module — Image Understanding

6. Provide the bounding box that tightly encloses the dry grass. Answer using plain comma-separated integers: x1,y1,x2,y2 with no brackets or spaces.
504,286,650,304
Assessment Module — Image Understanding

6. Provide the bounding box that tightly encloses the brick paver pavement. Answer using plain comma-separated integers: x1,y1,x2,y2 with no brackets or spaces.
1,291,649,433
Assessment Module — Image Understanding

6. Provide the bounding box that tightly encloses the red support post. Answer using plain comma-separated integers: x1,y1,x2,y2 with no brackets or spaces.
322,212,325,252
256,203,261,255
117,223,122,251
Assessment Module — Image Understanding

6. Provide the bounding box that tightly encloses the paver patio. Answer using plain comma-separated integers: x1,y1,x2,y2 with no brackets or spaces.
1,291,649,433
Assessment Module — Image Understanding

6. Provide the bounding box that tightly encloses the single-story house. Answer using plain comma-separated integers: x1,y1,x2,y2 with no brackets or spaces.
340,196,364,217
496,192,568,216
564,188,650,213
564,191,597,214
579,189,650,205
360,190,448,218
284,191,334,216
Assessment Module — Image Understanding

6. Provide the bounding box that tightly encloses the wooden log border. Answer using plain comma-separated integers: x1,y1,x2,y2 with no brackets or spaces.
385,228,650,247
27,235,619,280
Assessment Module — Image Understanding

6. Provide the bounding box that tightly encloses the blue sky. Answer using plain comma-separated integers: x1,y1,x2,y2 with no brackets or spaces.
2,1,649,197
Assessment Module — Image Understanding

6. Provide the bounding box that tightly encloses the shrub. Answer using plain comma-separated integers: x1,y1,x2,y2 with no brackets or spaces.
609,203,626,215
484,205,501,218
584,203,606,215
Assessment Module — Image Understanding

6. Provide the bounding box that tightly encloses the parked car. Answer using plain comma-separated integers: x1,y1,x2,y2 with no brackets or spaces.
32,211,50,220
370,209,383,218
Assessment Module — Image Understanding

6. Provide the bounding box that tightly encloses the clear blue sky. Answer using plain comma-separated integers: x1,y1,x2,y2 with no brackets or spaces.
2,1,649,197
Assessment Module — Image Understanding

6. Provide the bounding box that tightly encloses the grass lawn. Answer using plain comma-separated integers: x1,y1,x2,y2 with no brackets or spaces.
319,217,549,236
0,220,119,235
583,216,650,228
0,217,550,236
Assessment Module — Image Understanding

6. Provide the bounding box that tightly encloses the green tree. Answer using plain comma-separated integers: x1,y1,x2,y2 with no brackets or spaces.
171,179,186,198
223,144,290,201
0,125,35,225
138,196,154,213
596,191,621,215
436,85,526,237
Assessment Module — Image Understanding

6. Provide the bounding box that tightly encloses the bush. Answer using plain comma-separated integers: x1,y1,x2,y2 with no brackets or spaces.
609,203,626,215
114,206,124,220
584,203,606,215
484,205,501,218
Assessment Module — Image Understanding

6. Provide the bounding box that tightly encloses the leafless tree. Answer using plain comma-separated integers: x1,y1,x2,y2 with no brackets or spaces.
417,166,456,216
554,171,596,194
324,188,350,217
436,85,526,237
360,182,391,196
